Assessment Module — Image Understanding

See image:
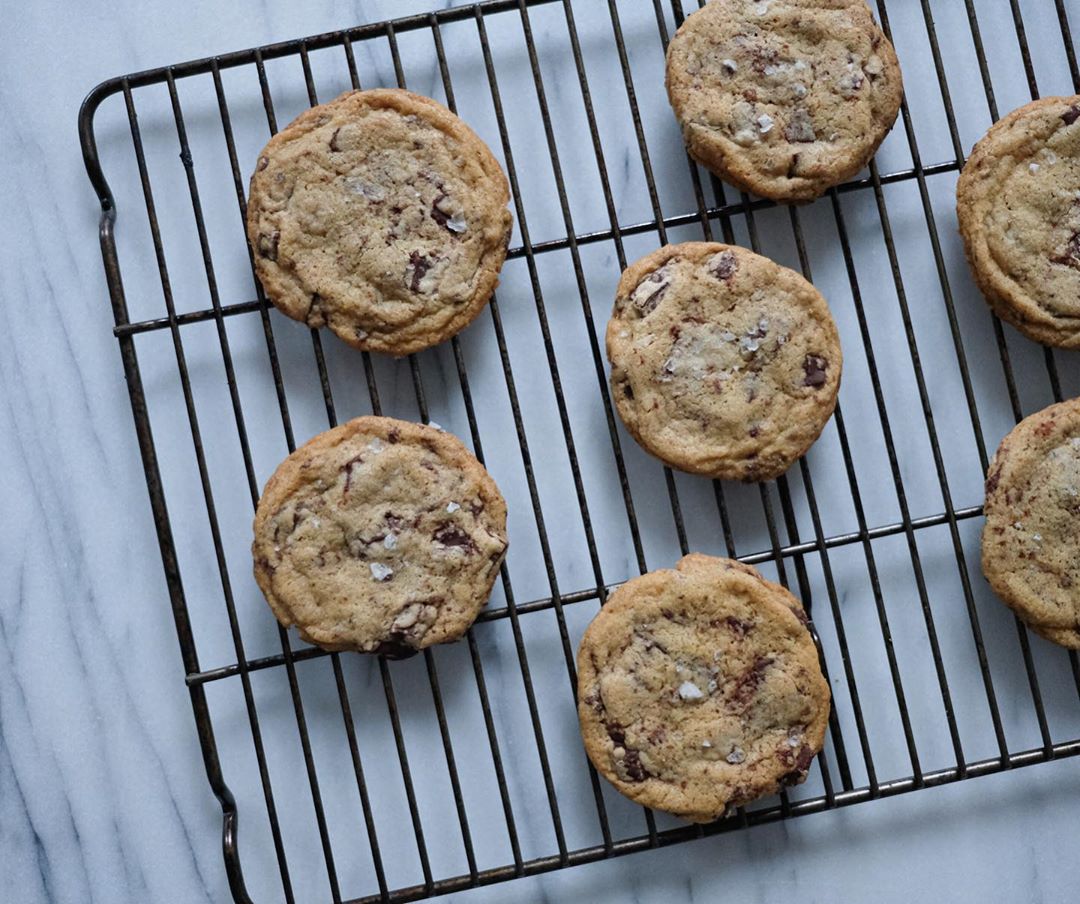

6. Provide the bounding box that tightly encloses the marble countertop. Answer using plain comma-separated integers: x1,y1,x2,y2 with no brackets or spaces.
4,0,1080,901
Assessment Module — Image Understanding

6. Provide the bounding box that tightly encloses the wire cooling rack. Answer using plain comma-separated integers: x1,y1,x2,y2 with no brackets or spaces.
81,1,1080,902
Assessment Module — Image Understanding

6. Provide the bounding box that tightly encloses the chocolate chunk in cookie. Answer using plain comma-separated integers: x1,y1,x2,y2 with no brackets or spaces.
665,0,903,201
247,89,513,356
577,554,831,822
607,242,842,482
252,416,507,654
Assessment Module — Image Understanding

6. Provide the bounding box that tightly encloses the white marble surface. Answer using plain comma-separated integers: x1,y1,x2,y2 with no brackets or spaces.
4,0,1080,901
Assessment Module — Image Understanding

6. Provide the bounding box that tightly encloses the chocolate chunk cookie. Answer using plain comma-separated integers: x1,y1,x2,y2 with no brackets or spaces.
665,0,903,201
252,416,508,655
607,242,842,482
982,399,1080,648
957,96,1080,348
577,554,830,822
247,89,513,356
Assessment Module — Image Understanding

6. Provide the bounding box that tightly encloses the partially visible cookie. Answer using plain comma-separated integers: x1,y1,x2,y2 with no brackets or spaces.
577,554,830,823
607,242,841,482
957,96,1080,348
247,89,513,356
252,416,507,656
665,0,903,201
982,399,1080,648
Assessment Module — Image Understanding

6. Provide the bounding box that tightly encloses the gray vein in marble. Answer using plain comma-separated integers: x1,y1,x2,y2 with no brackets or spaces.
0,390,213,902
0,609,90,903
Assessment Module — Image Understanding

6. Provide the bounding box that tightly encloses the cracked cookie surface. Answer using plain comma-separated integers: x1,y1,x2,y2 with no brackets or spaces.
957,95,1080,348
247,89,513,356
665,0,902,201
252,416,507,655
607,242,841,482
982,399,1080,648
577,554,830,822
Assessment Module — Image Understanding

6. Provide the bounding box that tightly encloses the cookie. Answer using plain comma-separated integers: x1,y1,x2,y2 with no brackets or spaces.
982,399,1080,648
665,0,903,202
607,242,841,482
956,96,1080,348
576,554,830,822
246,89,513,356
252,416,508,656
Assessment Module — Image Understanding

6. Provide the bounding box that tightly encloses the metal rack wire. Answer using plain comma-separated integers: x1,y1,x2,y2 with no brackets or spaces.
80,1,1080,902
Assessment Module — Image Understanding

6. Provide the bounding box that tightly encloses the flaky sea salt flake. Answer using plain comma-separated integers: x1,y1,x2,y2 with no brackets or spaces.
370,562,393,582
